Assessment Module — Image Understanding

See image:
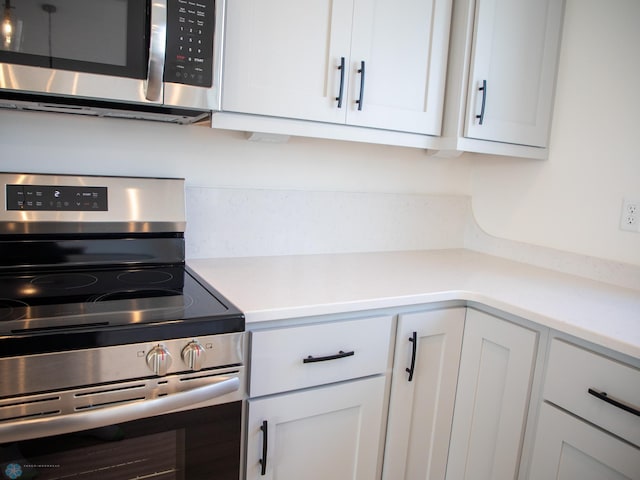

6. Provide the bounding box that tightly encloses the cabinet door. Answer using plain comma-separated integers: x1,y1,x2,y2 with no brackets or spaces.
464,0,564,147
246,376,386,480
347,0,452,134
446,309,538,480
222,0,353,123
528,402,640,480
382,308,464,480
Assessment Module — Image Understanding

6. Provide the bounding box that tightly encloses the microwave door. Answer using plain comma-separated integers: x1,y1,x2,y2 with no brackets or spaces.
0,0,163,106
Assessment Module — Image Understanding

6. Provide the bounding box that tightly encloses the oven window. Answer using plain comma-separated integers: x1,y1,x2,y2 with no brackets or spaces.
0,0,148,79
0,402,241,480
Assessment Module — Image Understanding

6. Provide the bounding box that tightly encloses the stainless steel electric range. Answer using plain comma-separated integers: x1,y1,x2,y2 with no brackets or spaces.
0,173,244,480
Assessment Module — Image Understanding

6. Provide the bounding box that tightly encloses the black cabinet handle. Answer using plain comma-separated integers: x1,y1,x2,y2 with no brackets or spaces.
356,60,366,111
336,56,345,108
406,331,417,382
476,79,487,125
588,388,640,416
303,350,355,363
259,420,268,475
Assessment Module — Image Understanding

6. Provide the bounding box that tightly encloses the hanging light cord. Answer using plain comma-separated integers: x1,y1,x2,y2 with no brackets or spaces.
42,4,56,66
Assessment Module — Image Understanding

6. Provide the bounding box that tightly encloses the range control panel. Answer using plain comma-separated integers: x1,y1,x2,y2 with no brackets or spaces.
6,184,108,211
164,0,215,87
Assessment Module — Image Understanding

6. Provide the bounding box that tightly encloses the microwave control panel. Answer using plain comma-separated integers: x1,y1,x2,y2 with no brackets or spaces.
165,0,215,87
6,185,108,211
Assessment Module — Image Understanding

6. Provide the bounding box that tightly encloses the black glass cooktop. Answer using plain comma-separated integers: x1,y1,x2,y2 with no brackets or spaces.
0,265,244,357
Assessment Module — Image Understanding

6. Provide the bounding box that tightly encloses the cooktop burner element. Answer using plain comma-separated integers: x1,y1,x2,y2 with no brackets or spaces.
0,299,29,321
92,288,186,302
1,266,188,305
117,270,174,285
30,272,99,289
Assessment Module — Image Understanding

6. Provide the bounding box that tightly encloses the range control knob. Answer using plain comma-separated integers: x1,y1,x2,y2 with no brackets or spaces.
146,345,173,376
181,340,207,371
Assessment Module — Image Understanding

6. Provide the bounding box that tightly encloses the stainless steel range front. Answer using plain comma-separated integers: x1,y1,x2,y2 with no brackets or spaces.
0,173,245,480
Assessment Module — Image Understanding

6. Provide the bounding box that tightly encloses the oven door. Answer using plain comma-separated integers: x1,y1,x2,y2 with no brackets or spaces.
0,401,241,480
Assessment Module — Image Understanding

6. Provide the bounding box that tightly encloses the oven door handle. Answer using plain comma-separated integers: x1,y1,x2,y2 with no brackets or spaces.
0,375,240,443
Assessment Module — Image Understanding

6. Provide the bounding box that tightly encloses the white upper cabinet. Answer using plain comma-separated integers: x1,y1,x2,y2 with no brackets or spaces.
464,0,564,146
221,0,452,136
436,0,565,158
346,0,452,134
222,0,353,125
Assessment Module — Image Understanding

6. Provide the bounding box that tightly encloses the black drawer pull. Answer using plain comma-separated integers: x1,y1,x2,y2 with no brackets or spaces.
588,388,640,417
303,350,355,364
259,420,268,475
406,331,417,382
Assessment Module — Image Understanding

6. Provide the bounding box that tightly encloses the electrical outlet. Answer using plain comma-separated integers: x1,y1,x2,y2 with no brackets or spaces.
620,198,640,232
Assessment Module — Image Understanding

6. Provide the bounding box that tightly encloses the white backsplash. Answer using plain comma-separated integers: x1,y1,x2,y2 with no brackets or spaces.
186,187,469,258
465,219,640,291
185,187,640,291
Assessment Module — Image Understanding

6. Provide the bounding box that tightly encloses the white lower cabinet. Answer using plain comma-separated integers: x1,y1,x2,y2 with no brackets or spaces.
245,315,393,479
445,309,539,480
245,376,387,480
528,402,640,480
527,337,640,479
382,308,465,480
541,338,640,446
244,307,639,480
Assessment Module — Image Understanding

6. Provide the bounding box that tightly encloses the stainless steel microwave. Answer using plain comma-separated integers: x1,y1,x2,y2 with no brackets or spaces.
0,0,224,123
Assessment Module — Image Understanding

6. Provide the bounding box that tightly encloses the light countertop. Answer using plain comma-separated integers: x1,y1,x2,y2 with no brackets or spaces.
188,249,640,359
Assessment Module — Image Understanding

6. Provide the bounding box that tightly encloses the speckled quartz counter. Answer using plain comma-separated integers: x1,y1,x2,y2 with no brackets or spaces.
188,249,640,359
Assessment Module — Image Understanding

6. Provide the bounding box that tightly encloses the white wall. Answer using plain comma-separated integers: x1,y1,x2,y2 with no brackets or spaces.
469,0,640,266
0,111,470,195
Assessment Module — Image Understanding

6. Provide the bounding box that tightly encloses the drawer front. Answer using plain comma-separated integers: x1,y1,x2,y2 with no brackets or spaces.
544,339,640,446
249,316,393,397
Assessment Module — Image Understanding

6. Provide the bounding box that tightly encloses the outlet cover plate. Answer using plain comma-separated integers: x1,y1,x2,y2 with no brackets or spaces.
620,198,640,232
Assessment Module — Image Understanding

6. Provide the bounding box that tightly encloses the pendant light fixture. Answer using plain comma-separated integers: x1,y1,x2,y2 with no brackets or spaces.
2,0,13,48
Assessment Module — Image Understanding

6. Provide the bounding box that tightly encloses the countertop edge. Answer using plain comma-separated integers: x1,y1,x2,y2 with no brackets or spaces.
242,291,640,359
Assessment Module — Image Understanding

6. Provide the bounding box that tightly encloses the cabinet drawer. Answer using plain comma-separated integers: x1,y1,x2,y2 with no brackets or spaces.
249,316,393,397
544,339,640,446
